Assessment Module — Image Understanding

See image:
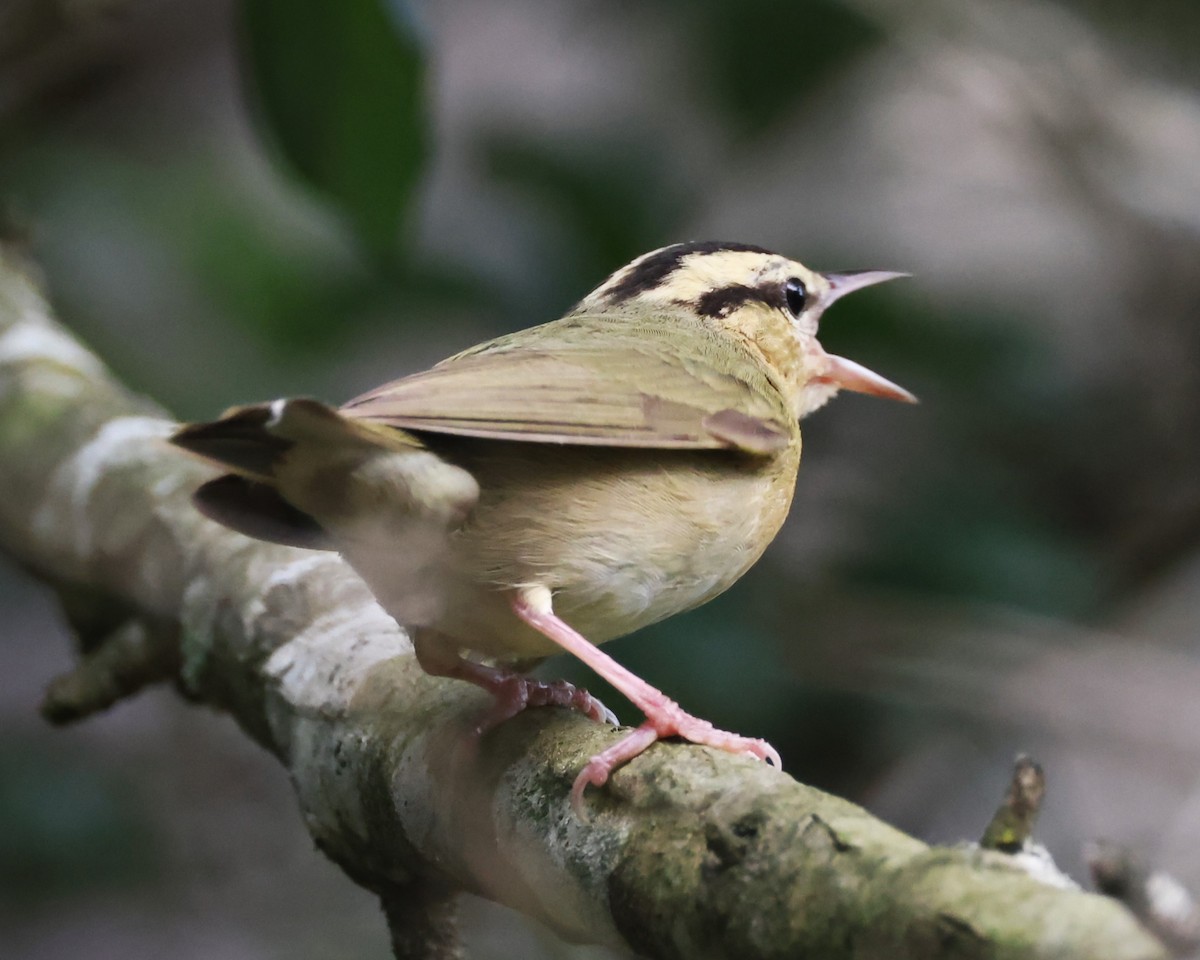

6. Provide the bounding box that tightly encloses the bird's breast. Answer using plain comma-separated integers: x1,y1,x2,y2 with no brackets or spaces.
431,437,801,658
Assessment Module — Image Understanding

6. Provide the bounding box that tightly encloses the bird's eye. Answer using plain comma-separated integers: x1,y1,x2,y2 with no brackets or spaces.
784,277,808,317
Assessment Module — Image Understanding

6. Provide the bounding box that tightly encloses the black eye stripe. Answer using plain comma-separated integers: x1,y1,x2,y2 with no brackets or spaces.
785,277,808,316
692,278,795,318
694,284,760,318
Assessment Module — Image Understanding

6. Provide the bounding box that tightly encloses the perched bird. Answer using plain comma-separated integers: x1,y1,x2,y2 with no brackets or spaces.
172,241,913,809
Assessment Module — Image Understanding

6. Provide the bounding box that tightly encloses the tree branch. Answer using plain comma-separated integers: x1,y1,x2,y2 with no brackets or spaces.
0,246,1169,959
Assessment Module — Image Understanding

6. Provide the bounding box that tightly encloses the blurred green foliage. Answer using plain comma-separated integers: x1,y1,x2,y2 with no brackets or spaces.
820,293,1105,617
0,742,158,903
1081,0,1200,74
480,132,692,316
239,0,428,263
679,0,884,138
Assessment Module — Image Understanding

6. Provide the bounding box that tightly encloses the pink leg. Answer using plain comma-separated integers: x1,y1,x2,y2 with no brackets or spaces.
413,629,617,734
510,590,781,810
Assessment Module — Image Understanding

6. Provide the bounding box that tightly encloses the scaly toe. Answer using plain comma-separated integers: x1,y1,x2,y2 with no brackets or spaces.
571,757,619,816
758,741,783,767
527,679,617,726
581,693,619,726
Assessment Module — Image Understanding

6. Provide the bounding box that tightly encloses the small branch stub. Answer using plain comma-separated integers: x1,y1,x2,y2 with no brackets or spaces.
41,616,181,724
981,754,1046,853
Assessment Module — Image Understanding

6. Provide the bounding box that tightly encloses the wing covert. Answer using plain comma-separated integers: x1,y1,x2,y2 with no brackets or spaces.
342,314,793,454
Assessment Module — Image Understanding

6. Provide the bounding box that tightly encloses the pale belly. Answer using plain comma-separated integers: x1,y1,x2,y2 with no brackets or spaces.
371,438,801,661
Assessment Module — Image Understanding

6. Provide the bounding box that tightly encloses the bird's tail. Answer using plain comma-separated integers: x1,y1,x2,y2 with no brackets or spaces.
170,398,436,549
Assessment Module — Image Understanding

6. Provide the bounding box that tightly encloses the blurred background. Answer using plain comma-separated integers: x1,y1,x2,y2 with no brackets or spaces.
3,0,1200,957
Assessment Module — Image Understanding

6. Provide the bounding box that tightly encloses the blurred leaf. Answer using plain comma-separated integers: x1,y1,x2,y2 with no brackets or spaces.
684,0,883,138
844,462,1103,618
814,291,1107,614
1076,0,1200,76
481,132,692,314
180,187,375,353
0,743,158,902
239,0,428,262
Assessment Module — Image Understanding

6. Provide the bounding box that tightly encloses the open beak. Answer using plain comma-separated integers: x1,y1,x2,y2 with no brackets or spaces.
819,354,917,403
817,270,916,403
822,269,911,305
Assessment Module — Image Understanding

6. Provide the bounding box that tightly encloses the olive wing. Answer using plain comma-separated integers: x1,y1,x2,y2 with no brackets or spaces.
342,315,792,455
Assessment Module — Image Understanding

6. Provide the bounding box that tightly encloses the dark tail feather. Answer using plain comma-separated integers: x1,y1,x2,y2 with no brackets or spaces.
173,399,433,548
171,406,292,481
194,475,331,550
171,398,424,482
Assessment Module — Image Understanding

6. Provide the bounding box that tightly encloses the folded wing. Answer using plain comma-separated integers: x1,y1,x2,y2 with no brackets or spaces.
342,314,792,455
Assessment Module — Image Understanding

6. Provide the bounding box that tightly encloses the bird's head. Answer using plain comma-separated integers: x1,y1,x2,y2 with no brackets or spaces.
579,241,915,418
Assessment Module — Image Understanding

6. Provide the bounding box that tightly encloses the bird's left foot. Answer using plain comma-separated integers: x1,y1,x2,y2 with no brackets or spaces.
477,672,619,734
411,629,617,735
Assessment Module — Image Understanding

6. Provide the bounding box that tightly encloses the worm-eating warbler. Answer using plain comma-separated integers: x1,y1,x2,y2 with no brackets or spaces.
172,241,913,808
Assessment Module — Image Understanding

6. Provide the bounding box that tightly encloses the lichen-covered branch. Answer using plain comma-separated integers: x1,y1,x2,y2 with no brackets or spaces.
0,246,1169,960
